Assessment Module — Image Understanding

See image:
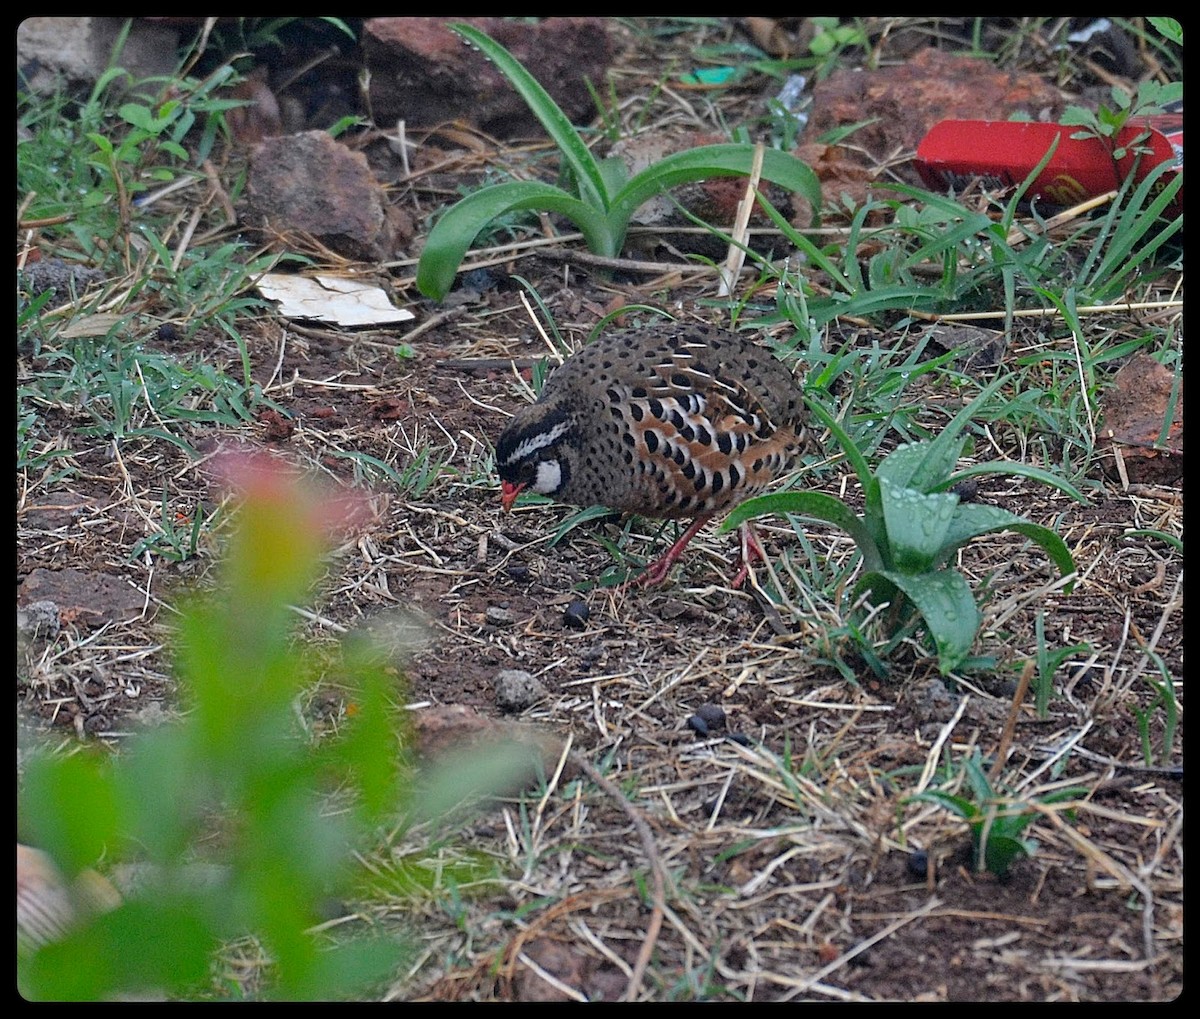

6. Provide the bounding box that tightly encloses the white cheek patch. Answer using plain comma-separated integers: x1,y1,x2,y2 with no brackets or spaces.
502,420,571,466
533,459,563,494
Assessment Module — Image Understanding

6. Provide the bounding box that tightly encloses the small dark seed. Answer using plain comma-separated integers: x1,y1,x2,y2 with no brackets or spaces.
949,479,979,502
506,564,530,582
726,732,751,746
907,850,931,879
686,714,709,736
694,703,726,729
563,599,590,630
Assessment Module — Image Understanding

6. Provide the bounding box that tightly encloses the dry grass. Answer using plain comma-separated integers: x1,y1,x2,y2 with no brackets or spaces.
18,17,1181,1001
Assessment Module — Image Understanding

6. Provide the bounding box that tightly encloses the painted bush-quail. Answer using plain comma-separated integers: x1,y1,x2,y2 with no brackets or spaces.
495,321,810,586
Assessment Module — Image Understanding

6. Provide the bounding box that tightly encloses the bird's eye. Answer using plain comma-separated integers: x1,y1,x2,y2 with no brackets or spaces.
517,461,536,483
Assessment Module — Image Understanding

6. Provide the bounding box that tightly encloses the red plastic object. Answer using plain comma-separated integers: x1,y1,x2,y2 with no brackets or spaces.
915,111,1182,216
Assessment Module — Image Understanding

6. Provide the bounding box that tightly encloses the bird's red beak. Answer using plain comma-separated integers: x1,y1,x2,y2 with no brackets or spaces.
500,481,525,513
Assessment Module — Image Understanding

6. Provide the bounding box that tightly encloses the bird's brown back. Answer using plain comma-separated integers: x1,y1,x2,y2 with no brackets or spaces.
526,322,809,518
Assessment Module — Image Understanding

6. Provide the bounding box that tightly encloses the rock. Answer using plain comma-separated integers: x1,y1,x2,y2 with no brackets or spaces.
18,17,181,95
493,668,546,713
799,47,1066,222
17,600,60,641
361,17,612,137
562,599,590,630
18,259,106,310
486,605,516,626
407,703,567,791
245,131,399,261
1099,355,1183,485
18,568,147,629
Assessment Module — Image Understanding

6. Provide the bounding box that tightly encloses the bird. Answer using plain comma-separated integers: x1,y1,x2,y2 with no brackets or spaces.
494,321,810,587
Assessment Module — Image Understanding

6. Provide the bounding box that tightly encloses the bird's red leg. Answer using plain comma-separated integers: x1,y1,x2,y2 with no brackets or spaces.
633,514,713,587
729,522,765,590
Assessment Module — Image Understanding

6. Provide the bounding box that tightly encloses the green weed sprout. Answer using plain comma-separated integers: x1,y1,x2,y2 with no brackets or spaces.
907,749,1085,878
416,23,822,300
721,376,1084,675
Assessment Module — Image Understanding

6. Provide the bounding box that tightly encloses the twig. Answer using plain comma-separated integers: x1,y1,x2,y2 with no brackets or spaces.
989,659,1035,783
907,300,1182,323
718,142,764,298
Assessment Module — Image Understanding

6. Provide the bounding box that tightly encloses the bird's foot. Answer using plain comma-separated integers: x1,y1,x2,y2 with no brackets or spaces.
728,523,766,590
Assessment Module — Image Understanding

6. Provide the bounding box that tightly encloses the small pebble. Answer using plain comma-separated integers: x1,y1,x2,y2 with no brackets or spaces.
493,669,546,713
16,600,60,640
485,605,515,626
694,703,726,729
506,564,530,582
563,599,590,630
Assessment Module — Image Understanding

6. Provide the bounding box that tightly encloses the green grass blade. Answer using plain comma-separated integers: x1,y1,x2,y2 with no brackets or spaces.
940,503,1078,588
610,145,822,234
939,461,1088,504
803,394,875,492
450,23,609,212
416,181,610,299
1081,163,1182,301
912,373,1010,487
751,189,853,293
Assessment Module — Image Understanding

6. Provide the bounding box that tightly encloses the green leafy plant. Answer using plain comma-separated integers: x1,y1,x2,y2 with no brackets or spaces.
415,23,822,300
1146,16,1182,47
807,17,868,62
1031,611,1092,718
1061,79,1182,157
907,749,1085,878
18,458,409,1000
721,375,1084,675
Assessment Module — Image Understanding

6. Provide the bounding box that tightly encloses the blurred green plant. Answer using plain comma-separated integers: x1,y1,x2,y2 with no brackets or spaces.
907,749,1085,878
807,17,868,66
722,376,1084,675
18,455,537,1000
415,23,822,300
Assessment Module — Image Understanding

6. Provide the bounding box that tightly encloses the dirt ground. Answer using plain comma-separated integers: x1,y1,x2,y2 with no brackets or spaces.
17,18,1182,1002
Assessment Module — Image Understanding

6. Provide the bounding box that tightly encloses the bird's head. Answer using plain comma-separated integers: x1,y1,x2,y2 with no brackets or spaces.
495,406,575,512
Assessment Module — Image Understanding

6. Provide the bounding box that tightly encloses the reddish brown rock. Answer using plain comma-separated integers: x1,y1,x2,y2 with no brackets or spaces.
245,131,397,261
362,17,612,137
18,568,147,629
1099,355,1183,485
802,46,1067,215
